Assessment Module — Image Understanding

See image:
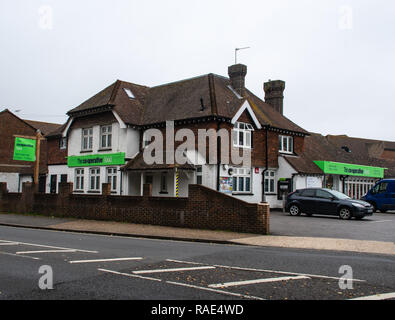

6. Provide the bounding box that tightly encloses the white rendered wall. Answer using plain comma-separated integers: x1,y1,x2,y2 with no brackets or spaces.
0,172,19,193
46,165,70,193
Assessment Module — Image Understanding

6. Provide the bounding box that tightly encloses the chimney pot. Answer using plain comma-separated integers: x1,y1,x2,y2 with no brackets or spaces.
228,64,247,97
264,80,286,115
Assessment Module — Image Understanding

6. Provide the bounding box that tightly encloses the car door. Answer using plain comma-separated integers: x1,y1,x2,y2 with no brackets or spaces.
315,189,338,215
375,181,389,210
387,182,395,210
298,189,316,213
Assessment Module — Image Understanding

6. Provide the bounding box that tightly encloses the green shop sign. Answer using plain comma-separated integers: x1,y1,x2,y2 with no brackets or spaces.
13,137,36,162
314,160,385,178
68,152,125,167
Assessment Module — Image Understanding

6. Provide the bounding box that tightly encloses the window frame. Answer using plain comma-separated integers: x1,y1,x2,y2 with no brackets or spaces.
74,168,84,191
196,166,203,185
279,135,293,154
100,125,112,149
232,167,252,194
89,167,100,191
232,122,253,149
106,167,117,192
264,170,276,194
59,137,67,150
81,127,93,151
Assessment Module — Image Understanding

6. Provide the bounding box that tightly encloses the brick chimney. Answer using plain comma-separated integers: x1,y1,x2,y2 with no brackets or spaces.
264,80,285,115
228,64,247,97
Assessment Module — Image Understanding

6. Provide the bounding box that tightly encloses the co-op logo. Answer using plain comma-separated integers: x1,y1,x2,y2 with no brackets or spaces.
344,167,364,175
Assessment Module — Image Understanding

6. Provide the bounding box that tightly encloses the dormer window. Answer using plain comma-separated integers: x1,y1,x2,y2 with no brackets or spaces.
279,135,293,154
123,88,135,99
233,122,253,148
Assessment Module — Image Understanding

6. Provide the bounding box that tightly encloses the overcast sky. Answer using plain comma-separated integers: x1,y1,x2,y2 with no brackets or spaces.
0,0,394,141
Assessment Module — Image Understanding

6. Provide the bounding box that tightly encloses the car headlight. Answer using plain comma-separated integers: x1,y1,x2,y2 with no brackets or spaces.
352,203,365,208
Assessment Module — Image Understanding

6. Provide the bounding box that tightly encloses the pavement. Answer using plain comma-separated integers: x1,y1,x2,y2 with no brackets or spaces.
0,212,394,256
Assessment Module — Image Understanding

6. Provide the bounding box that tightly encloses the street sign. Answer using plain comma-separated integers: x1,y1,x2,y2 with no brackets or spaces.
13,137,36,162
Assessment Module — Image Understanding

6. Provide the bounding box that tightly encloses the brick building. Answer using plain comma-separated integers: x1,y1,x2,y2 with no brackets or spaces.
45,64,309,208
44,63,394,208
0,109,61,192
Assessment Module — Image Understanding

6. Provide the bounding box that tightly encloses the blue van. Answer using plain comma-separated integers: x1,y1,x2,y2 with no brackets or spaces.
362,179,395,213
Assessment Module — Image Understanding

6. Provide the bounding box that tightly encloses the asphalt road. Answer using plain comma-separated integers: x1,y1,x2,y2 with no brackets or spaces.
271,210,395,242
0,225,394,300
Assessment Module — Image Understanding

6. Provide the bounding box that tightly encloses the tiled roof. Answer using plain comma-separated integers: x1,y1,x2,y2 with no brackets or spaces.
23,120,62,136
64,74,308,136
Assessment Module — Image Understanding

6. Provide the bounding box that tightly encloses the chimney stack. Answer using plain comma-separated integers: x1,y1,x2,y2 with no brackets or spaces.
228,64,247,97
264,80,285,115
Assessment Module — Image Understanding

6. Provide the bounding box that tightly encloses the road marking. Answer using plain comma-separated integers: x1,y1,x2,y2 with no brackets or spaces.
98,268,265,300
165,259,366,282
0,251,41,260
16,249,77,255
368,220,393,224
98,268,162,282
0,242,19,246
133,266,215,274
0,238,98,253
165,280,265,300
209,275,310,288
350,292,395,300
69,257,143,264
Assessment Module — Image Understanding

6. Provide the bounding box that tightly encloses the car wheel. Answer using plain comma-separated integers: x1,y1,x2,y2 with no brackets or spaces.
339,207,352,220
380,209,387,213
289,204,301,216
369,202,377,213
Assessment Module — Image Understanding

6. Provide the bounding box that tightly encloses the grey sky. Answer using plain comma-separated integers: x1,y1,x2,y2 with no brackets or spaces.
0,0,394,141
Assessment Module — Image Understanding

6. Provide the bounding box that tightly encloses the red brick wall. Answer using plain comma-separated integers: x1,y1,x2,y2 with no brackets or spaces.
47,137,67,165
141,117,282,168
294,135,305,155
0,181,270,235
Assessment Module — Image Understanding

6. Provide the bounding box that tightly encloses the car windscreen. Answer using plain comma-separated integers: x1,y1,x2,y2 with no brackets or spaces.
327,189,350,200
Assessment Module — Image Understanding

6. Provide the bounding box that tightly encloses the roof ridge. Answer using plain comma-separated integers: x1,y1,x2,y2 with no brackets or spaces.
150,74,211,89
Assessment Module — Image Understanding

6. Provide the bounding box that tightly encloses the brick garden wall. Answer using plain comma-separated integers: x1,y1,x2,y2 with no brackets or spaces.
0,181,270,235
